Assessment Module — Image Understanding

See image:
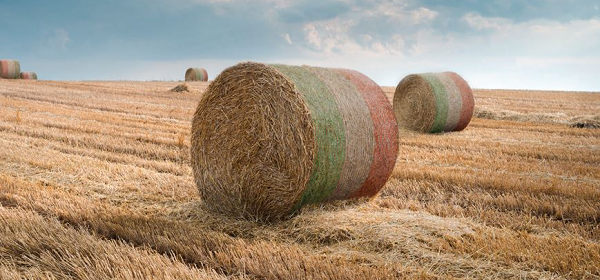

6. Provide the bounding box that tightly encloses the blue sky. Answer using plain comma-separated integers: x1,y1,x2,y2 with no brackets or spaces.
1,0,599,90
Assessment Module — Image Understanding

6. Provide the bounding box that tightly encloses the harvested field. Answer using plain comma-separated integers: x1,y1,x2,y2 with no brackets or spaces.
1,80,599,279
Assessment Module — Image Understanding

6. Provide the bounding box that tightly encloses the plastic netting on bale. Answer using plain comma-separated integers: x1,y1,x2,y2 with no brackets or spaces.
307,68,374,201
185,68,208,82
20,72,38,80
447,72,474,131
336,69,399,199
393,72,474,133
190,62,398,221
0,60,20,79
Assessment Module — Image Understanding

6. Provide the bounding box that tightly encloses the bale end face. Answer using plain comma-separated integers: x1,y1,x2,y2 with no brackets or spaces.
190,62,315,221
393,74,437,133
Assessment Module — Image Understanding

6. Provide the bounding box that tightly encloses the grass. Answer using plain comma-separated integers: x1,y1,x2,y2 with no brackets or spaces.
0,80,598,279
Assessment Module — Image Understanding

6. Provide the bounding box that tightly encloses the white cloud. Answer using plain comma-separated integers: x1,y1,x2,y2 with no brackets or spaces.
283,33,292,44
302,19,358,54
303,23,322,49
461,13,511,30
367,1,438,25
292,11,600,91
47,29,71,49
297,1,441,59
410,7,439,24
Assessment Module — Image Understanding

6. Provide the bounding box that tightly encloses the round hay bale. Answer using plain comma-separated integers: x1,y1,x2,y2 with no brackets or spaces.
0,60,20,79
393,72,474,133
20,72,38,80
191,62,398,221
185,67,208,82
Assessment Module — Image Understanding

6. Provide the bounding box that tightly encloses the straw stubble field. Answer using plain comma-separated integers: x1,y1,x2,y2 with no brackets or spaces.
0,80,598,279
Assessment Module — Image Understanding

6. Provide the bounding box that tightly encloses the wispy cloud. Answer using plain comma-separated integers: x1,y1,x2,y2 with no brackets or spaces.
461,13,510,30
46,29,71,50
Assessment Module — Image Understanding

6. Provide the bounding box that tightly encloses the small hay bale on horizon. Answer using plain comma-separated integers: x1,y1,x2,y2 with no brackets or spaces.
185,67,208,82
393,72,474,133
0,60,21,79
20,72,38,80
190,62,398,221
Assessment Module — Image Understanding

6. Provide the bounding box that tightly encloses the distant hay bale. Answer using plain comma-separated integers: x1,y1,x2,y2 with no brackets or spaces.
393,72,474,133
185,68,208,82
190,62,398,221
0,60,20,79
20,72,37,80
170,83,189,92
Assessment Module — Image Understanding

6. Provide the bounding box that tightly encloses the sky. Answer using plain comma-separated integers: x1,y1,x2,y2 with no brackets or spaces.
1,0,599,91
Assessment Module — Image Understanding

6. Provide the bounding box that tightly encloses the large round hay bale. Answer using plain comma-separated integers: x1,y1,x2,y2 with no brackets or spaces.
191,62,398,220
185,67,208,82
393,72,474,133
20,72,38,80
0,60,20,79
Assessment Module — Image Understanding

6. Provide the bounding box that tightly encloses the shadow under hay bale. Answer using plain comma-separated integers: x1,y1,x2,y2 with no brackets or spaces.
393,72,474,133
0,60,20,79
190,62,398,221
